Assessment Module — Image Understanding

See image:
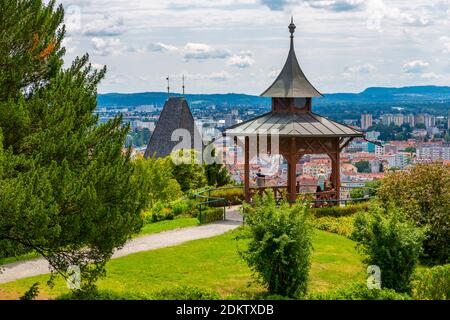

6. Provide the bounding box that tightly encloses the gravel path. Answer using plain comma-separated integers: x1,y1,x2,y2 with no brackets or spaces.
0,209,242,284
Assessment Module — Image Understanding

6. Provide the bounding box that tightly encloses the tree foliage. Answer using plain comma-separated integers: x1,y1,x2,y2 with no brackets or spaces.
0,0,149,290
134,155,183,208
352,204,426,293
170,149,207,192
238,193,314,298
355,160,370,173
367,123,412,141
203,148,231,187
411,264,450,300
377,163,450,264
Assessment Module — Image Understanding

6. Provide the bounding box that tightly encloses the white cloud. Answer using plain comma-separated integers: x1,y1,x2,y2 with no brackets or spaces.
421,72,439,79
185,70,232,82
183,43,231,61
58,0,449,93
260,0,365,11
402,60,430,73
83,15,125,36
439,36,450,53
344,63,377,75
61,37,77,54
147,42,179,53
207,70,232,81
401,13,431,27
306,0,365,12
227,51,255,68
365,0,433,32
104,73,130,85
91,63,106,71
91,37,125,56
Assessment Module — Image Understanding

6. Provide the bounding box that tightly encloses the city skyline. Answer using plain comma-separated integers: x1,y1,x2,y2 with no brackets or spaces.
57,0,450,94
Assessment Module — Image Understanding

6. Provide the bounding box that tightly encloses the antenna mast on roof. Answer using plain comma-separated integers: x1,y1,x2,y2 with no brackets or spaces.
166,76,170,99
182,75,185,95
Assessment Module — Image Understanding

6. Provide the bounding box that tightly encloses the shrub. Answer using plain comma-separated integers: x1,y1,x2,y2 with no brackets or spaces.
57,289,149,300
238,193,314,298
143,198,196,223
309,202,369,218
59,287,220,300
377,163,450,264
365,180,383,196
352,204,426,293
170,198,196,216
199,207,224,224
144,206,174,223
309,283,411,300
209,187,244,206
350,188,365,200
312,216,355,238
150,285,220,300
411,264,450,300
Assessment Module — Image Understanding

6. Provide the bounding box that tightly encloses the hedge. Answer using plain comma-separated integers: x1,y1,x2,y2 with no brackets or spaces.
199,207,224,224
150,285,220,300
311,216,355,238
143,199,196,223
411,264,450,300
308,202,369,218
209,187,244,206
308,283,411,300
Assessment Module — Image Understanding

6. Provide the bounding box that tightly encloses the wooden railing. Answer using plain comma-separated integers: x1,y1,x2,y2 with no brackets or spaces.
249,185,340,206
248,186,287,200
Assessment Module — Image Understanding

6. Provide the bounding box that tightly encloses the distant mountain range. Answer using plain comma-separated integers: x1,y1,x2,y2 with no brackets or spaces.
321,86,450,104
97,92,270,109
97,85,450,114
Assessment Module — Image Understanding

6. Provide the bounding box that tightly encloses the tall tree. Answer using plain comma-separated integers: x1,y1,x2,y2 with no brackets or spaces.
171,149,207,192
204,148,231,187
0,0,149,290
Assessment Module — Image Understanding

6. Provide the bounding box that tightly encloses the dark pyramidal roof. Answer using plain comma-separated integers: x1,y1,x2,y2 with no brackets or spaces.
260,18,322,98
144,97,203,159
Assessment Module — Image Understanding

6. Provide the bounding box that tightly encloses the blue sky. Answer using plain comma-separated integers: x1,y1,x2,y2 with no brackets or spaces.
57,0,450,94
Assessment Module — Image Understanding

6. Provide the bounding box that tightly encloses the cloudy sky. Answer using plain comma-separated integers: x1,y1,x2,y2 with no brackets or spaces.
57,0,450,94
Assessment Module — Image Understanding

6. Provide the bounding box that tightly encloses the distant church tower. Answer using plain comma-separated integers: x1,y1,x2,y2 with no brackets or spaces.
144,96,203,159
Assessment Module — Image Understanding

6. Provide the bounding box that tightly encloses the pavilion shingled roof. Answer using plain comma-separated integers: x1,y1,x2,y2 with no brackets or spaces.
225,112,364,138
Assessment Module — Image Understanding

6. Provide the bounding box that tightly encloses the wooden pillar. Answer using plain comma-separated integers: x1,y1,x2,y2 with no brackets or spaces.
335,138,341,201
288,154,298,203
222,136,227,166
286,154,291,192
330,138,341,201
244,136,250,203
233,136,237,165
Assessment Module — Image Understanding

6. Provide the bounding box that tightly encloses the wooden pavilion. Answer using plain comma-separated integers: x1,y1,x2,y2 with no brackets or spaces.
224,18,365,204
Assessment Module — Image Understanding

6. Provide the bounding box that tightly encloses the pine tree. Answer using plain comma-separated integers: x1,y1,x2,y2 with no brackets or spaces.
0,0,149,290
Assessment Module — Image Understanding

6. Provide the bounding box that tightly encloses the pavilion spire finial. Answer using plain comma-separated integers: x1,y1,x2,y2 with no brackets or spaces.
288,16,296,39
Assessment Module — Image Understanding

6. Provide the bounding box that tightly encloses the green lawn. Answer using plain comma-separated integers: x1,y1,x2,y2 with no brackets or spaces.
138,217,199,236
0,229,365,300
